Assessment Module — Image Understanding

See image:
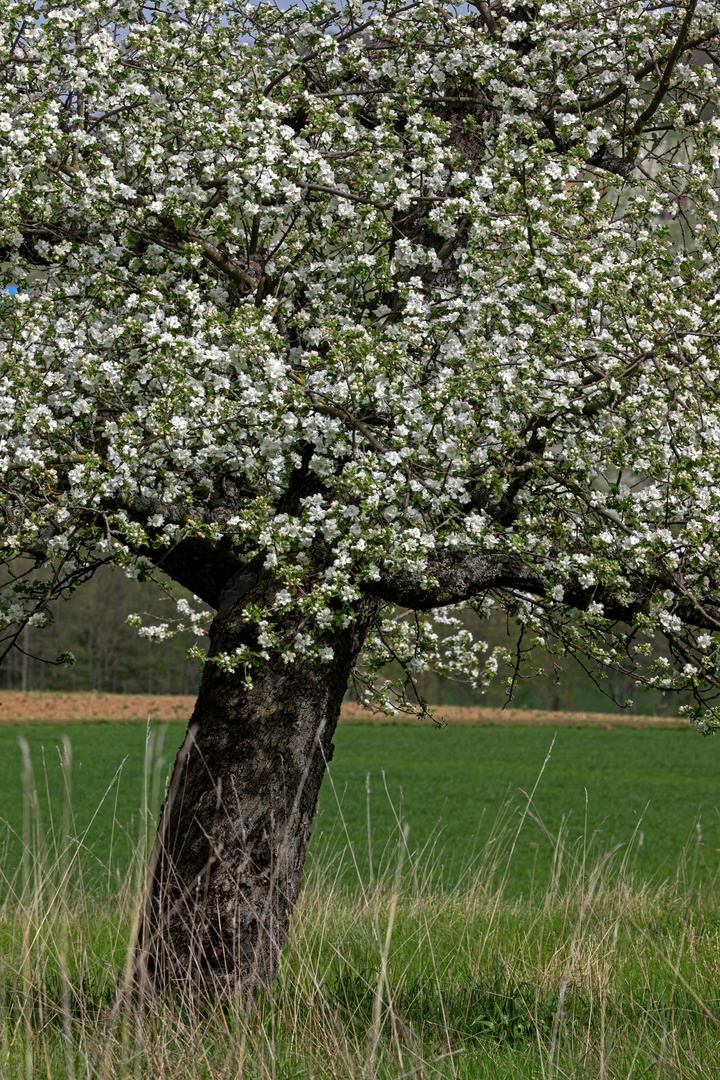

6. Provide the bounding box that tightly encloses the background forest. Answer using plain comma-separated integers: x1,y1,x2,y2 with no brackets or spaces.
0,568,202,697
0,568,694,716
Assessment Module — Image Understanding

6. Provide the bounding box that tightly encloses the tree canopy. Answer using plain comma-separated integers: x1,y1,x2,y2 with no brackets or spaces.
3,0,720,724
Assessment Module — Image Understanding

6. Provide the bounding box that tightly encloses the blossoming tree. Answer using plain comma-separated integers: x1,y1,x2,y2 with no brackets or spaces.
3,0,720,996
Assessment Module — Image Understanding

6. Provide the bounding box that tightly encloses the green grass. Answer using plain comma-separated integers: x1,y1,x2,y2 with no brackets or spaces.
2,721,720,893
314,724,720,893
2,725,720,1079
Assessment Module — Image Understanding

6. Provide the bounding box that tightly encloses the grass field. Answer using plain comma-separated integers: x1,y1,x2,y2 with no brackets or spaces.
2,712,720,1077
1,719,720,893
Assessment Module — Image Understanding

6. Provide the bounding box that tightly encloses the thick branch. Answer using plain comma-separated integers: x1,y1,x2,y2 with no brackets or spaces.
585,145,633,178
369,552,720,630
145,537,246,609
368,552,542,609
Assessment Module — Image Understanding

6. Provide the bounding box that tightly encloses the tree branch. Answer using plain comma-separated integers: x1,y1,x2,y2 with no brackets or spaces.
367,552,543,609
368,551,720,631
579,24,715,115
627,0,698,154
585,145,633,178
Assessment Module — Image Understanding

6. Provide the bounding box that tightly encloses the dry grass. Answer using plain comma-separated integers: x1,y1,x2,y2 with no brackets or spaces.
0,734,717,1078
0,691,688,729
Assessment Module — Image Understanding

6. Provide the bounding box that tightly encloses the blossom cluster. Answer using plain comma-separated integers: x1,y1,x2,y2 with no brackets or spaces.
3,0,720,722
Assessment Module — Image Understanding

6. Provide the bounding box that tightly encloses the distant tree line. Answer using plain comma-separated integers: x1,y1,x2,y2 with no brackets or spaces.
0,567,689,716
0,567,202,696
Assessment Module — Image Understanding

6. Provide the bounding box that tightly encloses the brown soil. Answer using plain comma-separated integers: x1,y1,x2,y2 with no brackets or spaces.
340,702,689,729
0,691,688,729
0,692,196,724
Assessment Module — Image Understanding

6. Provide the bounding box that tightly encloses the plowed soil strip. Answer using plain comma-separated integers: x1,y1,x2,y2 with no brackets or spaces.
0,691,688,729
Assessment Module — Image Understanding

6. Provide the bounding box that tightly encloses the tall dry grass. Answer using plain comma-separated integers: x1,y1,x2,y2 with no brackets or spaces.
0,731,718,1078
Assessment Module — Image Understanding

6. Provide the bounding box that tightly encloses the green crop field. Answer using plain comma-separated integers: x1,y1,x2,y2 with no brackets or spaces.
3,719,720,1077
2,720,720,894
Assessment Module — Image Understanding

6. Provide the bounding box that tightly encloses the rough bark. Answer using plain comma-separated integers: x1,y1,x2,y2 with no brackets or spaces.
370,552,720,631
134,574,379,999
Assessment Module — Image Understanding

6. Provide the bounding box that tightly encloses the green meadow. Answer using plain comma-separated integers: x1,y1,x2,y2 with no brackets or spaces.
1,717,720,1080
4,717,720,894
1,720,720,892
2,720,720,1078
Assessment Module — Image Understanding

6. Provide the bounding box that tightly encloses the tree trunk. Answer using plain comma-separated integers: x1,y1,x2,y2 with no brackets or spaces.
134,583,378,1000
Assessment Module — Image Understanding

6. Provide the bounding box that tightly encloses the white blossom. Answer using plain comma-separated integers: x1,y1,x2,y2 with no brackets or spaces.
2,0,720,726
